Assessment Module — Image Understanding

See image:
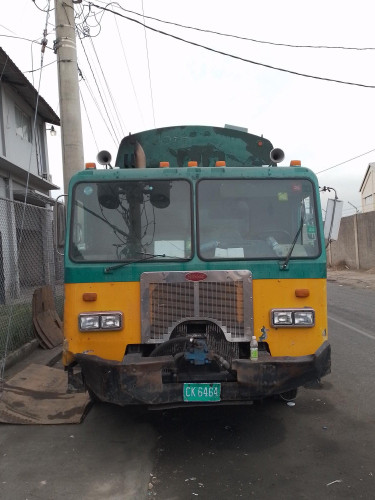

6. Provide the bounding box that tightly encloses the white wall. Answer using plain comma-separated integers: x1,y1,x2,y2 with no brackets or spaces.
1,86,48,178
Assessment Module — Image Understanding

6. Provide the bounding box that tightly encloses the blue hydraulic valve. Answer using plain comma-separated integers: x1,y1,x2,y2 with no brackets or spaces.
184,337,210,366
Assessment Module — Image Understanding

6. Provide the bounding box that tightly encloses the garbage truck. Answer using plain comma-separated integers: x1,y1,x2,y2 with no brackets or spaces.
60,125,331,407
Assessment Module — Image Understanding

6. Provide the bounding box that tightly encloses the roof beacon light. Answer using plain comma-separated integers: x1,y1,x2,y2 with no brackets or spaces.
290,160,301,167
188,161,198,167
85,162,96,169
159,161,170,168
215,160,226,167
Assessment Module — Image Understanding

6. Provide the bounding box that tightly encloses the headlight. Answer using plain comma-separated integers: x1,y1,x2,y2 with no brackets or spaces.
271,308,315,328
101,314,121,329
294,310,314,326
79,312,123,332
79,314,100,331
272,311,293,326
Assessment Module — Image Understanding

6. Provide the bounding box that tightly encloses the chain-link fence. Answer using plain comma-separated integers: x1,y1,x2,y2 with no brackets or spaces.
0,197,64,361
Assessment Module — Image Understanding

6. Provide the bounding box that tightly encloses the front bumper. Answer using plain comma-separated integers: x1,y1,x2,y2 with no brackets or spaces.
72,341,331,406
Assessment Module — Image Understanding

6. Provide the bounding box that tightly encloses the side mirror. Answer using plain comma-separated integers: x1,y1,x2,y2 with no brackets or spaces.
54,195,67,252
323,198,343,241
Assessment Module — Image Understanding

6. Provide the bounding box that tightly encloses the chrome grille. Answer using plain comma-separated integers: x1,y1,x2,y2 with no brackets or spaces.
150,282,195,339
141,270,252,342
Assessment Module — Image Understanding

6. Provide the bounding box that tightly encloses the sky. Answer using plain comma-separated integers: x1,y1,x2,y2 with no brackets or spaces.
1,0,375,216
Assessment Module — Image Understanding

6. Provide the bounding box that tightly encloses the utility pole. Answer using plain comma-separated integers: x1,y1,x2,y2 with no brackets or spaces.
54,0,84,194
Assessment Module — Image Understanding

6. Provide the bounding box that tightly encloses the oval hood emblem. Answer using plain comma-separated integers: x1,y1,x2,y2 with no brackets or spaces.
185,272,207,282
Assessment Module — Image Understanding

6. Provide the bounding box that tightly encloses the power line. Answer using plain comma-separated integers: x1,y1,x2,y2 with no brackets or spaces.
113,13,145,127
87,3,375,89
0,33,54,50
80,67,119,149
141,0,156,128
31,0,55,13
24,59,56,73
87,1,375,51
79,85,99,151
87,35,126,138
77,35,121,144
316,148,375,174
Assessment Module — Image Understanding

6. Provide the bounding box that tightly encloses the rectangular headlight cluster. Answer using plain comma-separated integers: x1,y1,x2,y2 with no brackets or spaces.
79,312,123,332
271,308,315,328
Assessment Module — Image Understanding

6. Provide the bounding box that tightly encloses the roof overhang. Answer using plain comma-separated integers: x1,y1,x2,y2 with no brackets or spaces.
0,155,60,192
0,47,60,126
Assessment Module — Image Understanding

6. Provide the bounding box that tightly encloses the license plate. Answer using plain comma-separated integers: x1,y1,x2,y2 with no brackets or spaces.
183,383,221,402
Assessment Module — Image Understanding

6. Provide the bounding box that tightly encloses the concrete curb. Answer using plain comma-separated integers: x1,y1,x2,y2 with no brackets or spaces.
3,340,62,379
4,339,39,371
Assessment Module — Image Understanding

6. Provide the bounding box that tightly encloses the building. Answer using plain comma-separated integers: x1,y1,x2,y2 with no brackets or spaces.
360,162,375,213
0,47,60,203
0,47,61,305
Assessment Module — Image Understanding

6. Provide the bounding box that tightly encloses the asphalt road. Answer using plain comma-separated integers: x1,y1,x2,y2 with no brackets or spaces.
147,281,375,499
1,282,374,500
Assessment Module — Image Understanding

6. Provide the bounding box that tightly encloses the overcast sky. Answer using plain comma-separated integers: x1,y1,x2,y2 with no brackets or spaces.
1,0,375,215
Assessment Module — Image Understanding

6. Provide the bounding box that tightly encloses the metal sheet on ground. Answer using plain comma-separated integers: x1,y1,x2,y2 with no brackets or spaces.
0,364,91,425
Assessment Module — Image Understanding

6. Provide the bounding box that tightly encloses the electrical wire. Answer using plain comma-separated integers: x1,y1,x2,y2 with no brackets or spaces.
88,1,375,52
75,3,143,133
0,34,56,74
77,36,121,144
87,35,126,138
113,12,145,127
31,0,55,13
75,3,130,144
80,68,119,149
316,148,375,174
79,86,99,151
24,60,56,73
74,3,130,139
0,33,53,47
87,3,375,89
141,0,156,128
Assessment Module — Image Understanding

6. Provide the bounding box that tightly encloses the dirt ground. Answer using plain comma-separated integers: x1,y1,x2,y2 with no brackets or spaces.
327,266,375,290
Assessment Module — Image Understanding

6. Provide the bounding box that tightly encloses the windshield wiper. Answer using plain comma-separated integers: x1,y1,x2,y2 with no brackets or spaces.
281,215,304,270
104,252,185,273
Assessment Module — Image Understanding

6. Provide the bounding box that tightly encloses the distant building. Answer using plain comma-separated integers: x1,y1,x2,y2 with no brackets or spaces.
360,162,375,213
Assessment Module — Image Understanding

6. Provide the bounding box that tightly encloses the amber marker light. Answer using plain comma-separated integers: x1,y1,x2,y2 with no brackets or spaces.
188,161,198,167
82,293,97,301
85,162,96,169
295,289,310,298
215,160,226,167
159,161,170,168
290,160,301,166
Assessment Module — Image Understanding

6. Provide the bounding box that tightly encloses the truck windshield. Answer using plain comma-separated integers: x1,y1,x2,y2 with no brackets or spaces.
70,180,192,262
197,179,320,260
